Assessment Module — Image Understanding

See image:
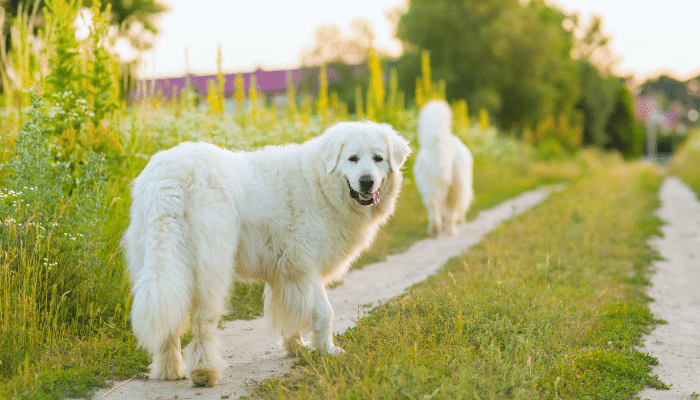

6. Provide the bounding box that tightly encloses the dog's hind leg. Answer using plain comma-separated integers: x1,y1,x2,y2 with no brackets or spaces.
128,186,193,381
427,201,443,237
184,216,237,387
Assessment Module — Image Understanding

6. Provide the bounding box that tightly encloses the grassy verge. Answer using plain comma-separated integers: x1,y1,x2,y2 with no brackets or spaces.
667,129,700,197
249,162,666,399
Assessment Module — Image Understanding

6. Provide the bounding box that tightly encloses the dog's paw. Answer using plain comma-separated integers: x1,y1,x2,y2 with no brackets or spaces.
150,358,186,381
447,224,458,236
284,335,310,357
319,344,345,355
190,368,220,387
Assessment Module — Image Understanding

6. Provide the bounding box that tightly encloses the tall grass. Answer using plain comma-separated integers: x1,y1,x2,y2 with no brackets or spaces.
0,95,142,399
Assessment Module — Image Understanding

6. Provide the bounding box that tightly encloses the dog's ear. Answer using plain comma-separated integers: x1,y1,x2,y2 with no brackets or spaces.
319,128,346,174
383,126,411,173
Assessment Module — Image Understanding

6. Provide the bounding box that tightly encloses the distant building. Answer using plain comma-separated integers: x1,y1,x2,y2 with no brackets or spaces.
129,64,367,105
634,95,687,134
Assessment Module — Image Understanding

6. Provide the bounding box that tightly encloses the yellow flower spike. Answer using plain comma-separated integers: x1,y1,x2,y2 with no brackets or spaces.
479,108,490,132
367,47,384,118
316,64,328,122
415,77,424,109
388,68,398,119
421,50,432,100
234,73,245,112
215,44,226,115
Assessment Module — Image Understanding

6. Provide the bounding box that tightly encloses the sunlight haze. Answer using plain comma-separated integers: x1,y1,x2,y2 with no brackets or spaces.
136,0,700,83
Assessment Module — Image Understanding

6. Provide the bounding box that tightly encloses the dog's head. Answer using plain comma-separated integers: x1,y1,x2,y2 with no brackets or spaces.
320,121,411,207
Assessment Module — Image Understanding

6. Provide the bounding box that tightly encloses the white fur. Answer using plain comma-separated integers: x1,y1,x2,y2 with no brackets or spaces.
414,100,474,237
123,121,410,387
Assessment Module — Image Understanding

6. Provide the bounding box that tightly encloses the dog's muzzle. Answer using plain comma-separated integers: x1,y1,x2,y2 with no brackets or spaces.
347,177,380,206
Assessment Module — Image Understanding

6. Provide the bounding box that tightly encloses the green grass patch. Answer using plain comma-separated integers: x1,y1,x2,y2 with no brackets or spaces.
249,162,666,399
668,128,700,198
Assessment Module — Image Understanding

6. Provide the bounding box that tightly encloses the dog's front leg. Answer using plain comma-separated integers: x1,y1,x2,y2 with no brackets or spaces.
311,282,344,355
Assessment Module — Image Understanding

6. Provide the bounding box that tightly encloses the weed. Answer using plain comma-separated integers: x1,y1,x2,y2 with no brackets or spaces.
0,95,135,398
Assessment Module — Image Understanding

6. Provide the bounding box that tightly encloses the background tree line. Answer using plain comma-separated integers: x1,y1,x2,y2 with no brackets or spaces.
306,0,656,157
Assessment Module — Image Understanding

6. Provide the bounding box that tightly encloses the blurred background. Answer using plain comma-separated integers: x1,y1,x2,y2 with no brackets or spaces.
2,0,699,157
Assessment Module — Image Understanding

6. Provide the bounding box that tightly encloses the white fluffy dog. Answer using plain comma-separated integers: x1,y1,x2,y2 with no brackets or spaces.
123,121,410,387
414,100,474,237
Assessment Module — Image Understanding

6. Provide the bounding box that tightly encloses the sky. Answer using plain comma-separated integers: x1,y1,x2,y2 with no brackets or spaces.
133,0,700,83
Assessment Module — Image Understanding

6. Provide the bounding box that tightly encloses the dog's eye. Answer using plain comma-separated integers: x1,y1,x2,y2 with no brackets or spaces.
373,155,384,163
348,155,359,163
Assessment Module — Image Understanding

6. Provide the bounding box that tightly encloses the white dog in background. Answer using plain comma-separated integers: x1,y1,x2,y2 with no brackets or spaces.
414,99,474,237
123,121,410,387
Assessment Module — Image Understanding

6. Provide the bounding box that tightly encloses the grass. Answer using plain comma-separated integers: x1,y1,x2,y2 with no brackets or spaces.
248,162,667,399
667,128,700,197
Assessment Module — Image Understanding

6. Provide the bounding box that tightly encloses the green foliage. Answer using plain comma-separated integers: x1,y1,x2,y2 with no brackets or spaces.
44,0,121,138
397,0,580,131
0,95,133,395
605,84,646,158
0,0,45,112
668,129,700,197
44,0,84,133
640,74,700,117
576,60,618,148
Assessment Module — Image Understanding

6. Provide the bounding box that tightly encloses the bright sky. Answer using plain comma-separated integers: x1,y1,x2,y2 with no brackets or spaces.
134,0,700,83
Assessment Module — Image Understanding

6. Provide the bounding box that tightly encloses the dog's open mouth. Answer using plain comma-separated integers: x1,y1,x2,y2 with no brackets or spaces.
347,180,380,206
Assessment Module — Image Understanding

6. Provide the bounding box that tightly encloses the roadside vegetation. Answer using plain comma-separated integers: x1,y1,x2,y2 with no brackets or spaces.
667,129,700,197
250,163,667,399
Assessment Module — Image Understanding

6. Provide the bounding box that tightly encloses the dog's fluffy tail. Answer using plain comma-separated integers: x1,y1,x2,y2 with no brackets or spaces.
125,178,194,355
418,99,453,147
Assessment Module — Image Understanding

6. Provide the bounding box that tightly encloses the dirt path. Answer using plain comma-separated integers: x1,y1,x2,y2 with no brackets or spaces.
638,177,700,399
87,184,564,400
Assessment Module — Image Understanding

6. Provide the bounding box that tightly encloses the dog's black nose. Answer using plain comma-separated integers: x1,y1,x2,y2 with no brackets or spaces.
359,174,374,193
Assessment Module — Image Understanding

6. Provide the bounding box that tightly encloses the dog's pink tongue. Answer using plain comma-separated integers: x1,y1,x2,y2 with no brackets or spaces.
372,191,380,205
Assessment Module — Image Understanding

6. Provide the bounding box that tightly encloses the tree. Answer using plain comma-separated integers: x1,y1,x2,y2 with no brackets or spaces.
576,59,618,147
86,0,168,51
2,0,168,53
396,0,580,130
605,83,645,158
301,19,376,66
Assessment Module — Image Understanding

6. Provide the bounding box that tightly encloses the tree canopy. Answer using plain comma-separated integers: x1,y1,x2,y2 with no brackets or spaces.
396,0,644,156
397,0,580,130
2,0,168,51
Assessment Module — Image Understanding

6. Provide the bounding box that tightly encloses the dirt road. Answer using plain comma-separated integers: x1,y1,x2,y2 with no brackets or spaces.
638,177,700,399
88,185,564,400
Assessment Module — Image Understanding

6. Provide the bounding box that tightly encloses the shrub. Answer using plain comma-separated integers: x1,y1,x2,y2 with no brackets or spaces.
0,94,115,379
